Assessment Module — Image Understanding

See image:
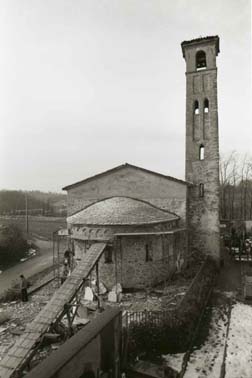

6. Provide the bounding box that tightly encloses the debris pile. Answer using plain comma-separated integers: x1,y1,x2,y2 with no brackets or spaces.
0,280,57,362
119,278,190,312
0,271,193,370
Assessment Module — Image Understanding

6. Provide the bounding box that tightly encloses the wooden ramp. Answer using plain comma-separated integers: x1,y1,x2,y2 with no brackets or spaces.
0,242,107,378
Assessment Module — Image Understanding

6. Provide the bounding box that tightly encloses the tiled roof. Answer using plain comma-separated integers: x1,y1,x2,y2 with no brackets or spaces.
62,163,189,191
181,35,220,57
67,197,179,226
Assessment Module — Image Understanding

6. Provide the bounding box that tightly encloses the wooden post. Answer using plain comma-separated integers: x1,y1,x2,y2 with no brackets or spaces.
57,235,60,287
25,192,29,241
53,233,55,280
71,298,80,324
66,307,71,325
115,239,118,289
96,262,101,309
119,236,123,283
64,304,74,336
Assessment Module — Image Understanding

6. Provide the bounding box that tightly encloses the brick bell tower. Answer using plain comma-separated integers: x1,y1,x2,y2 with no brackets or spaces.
181,36,220,261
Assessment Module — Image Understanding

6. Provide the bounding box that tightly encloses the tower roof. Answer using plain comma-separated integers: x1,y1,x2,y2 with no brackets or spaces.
181,35,220,57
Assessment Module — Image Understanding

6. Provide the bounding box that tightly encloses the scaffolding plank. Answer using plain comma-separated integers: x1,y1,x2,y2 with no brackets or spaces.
0,243,107,378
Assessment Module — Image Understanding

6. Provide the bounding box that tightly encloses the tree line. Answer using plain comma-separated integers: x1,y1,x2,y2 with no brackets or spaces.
220,151,252,220
1,161,251,221
0,190,66,216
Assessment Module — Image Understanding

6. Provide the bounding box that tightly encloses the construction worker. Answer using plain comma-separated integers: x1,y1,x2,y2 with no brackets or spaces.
20,274,28,302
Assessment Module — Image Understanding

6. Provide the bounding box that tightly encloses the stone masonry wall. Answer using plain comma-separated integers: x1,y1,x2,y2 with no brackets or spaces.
73,224,187,290
66,166,186,223
184,39,220,260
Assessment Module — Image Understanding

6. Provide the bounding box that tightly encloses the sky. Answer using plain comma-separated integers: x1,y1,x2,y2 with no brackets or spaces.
0,0,251,192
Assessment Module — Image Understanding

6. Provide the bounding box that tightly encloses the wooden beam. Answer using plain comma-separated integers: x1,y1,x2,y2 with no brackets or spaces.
96,262,101,309
115,239,118,288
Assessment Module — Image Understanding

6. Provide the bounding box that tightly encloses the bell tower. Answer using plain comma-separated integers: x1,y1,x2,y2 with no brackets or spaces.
181,36,220,260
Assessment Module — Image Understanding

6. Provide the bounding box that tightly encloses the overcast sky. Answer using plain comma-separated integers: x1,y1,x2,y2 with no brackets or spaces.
0,0,251,192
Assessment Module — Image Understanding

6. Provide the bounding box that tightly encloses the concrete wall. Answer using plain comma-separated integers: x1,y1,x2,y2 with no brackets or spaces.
65,166,187,222
184,38,220,260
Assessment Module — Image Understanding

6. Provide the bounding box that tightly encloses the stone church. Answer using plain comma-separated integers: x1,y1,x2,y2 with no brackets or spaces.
62,36,220,289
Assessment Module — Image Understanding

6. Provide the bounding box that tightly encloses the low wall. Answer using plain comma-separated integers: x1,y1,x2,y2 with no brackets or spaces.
25,307,122,378
177,255,217,316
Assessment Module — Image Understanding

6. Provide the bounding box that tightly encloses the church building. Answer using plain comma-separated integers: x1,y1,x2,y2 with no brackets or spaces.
62,36,221,290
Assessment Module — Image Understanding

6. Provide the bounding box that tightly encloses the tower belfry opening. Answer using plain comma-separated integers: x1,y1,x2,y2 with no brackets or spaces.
196,50,207,70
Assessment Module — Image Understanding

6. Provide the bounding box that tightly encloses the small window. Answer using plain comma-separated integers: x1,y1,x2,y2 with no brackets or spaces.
194,100,199,115
145,244,153,262
199,183,204,197
199,145,205,160
196,50,207,70
104,246,113,263
204,99,209,113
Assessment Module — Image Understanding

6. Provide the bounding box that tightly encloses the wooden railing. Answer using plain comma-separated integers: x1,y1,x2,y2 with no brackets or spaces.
125,310,174,328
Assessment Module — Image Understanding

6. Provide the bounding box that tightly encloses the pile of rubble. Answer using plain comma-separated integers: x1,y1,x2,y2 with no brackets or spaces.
0,280,58,362
120,283,189,312
0,272,192,370
79,275,191,313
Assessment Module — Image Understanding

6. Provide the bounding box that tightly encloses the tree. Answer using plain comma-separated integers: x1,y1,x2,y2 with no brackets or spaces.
0,225,29,269
220,152,252,220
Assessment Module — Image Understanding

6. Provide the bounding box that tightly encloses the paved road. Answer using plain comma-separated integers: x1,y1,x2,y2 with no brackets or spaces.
0,239,54,295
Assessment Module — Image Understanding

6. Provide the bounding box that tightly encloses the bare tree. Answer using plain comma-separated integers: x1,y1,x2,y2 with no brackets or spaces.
220,151,238,219
220,152,252,220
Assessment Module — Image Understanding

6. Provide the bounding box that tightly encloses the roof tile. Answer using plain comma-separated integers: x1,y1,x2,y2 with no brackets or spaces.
68,197,179,226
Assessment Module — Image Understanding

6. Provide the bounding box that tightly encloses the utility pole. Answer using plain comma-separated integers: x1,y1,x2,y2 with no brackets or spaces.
25,192,29,241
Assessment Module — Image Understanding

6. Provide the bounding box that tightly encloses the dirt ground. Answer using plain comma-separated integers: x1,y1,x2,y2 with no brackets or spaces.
0,280,58,362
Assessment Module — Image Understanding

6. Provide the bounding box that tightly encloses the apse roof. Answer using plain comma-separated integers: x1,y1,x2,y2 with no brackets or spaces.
67,196,179,226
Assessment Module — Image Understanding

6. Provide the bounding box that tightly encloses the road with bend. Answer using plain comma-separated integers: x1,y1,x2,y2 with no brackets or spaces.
0,238,54,295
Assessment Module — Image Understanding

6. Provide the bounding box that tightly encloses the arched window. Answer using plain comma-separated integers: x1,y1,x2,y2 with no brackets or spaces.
199,145,205,160
199,183,204,197
194,100,199,115
104,246,113,263
145,244,153,262
196,50,207,70
204,99,209,113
